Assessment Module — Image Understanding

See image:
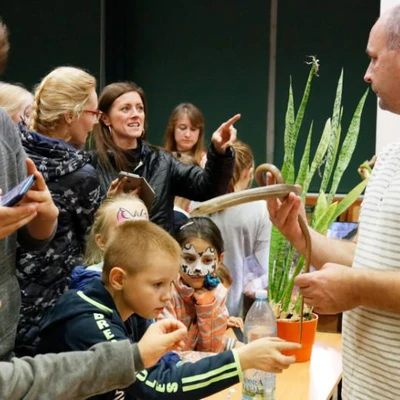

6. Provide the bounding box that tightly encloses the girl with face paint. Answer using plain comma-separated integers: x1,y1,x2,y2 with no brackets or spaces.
69,193,149,290
158,217,238,353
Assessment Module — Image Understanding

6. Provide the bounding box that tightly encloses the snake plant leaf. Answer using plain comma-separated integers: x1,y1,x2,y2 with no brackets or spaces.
281,79,296,184
303,118,331,191
320,70,344,194
328,88,369,202
312,191,328,226
328,178,368,225
296,121,313,201
268,227,288,301
293,66,315,154
313,202,338,235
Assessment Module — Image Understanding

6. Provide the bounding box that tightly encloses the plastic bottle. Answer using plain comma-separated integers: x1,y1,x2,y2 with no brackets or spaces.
242,289,276,400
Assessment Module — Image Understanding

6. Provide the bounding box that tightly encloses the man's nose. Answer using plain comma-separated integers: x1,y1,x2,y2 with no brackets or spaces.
364,64,372,83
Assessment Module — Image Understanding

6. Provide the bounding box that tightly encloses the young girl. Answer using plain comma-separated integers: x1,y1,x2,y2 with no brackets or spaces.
164,103,206,166
159,216,237,353
70,193,149,290
191,140,271,320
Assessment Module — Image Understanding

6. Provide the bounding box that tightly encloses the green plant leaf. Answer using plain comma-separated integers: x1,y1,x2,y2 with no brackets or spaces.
281,80,296,184
320,70,344,194
296,122,313,201
328,88,369,202
313,202,338,234
328,178,368,225
303,118,331,191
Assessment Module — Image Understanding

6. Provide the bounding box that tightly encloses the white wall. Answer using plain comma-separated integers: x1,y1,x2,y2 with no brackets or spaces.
376,0,400,154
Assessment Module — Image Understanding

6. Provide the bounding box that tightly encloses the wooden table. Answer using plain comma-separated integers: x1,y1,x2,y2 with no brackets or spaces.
204,332,342,400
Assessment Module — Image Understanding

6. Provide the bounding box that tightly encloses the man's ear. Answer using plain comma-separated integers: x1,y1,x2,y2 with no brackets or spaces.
109,267,126,290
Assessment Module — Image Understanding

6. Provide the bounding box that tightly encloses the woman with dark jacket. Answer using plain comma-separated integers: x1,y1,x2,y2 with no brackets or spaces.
15,66,103,356
92,81,238,234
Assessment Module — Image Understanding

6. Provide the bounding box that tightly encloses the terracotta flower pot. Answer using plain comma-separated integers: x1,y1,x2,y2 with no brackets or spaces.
276,313,319,363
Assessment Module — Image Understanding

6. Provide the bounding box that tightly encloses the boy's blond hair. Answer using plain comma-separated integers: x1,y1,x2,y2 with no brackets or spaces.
102,220,181,284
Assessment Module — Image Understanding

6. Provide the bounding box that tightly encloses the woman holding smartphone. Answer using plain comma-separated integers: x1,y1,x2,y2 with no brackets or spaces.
92,81,238,234
15,66,103,357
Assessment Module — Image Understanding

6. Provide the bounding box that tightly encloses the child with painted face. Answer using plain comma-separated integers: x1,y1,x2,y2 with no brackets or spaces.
69,193,149,290
159,216,237,352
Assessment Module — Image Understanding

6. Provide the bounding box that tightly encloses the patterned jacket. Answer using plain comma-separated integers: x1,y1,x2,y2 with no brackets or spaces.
159,278,234,353
15,123,103,356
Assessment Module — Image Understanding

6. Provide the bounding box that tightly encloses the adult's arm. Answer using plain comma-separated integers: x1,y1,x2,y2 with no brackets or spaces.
171,115,239,201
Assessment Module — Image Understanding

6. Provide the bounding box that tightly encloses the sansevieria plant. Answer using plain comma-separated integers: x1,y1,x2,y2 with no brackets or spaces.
269,58,370,320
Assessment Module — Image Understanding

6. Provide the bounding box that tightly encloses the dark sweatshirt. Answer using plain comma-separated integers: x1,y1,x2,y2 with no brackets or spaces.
37,279,242,400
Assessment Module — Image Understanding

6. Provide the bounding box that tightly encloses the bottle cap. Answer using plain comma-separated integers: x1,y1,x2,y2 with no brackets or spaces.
255,289,268,300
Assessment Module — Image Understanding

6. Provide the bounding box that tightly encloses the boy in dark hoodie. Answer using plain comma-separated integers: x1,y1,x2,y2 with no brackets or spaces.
37,220,300,400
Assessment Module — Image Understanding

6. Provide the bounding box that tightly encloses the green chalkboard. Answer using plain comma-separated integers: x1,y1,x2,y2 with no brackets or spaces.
108,0,271,170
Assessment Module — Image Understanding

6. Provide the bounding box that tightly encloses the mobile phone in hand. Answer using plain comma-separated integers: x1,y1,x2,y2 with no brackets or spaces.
118,171,155,210
1,175,36,207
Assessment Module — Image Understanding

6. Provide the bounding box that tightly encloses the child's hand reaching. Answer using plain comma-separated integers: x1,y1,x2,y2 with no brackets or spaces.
237,337,301,373
227,316,244,331
193,287,216,305
137,319,187,368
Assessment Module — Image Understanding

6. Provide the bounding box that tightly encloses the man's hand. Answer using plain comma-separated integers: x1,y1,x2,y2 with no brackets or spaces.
137,319,187,368
211,114,240,154
237,337,300,373
266,173,308,253
295,263,360,314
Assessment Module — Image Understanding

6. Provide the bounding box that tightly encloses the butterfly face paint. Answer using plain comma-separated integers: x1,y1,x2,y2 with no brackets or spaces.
116,207,148,225
180,243,217,277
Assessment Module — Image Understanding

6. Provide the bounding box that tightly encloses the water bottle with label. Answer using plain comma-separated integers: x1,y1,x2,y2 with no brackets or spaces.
242,289,276,400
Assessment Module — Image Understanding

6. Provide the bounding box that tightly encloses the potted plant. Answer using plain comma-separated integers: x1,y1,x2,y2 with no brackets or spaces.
266,57,369,362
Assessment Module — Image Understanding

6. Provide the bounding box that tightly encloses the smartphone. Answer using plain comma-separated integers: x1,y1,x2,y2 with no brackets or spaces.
1,175,36,207
118,171,155,211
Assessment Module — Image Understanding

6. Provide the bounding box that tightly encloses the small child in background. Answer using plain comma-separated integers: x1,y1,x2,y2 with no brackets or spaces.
171,152,199,234
159,216,237,352
217,263,244,332
70,193,149,290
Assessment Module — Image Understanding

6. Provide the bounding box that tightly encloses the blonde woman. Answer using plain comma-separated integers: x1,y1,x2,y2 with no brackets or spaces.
0,81,33,124
15,66,103,356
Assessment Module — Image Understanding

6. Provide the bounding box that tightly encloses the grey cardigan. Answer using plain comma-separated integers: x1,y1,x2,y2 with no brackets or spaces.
0,340,143,400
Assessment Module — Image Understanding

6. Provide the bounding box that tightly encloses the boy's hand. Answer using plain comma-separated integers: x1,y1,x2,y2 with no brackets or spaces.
137,319,187,368
236,337,300,373
211,114,240,154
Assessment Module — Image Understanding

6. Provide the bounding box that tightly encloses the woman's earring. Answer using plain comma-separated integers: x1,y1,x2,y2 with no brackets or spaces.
108,126,112,134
